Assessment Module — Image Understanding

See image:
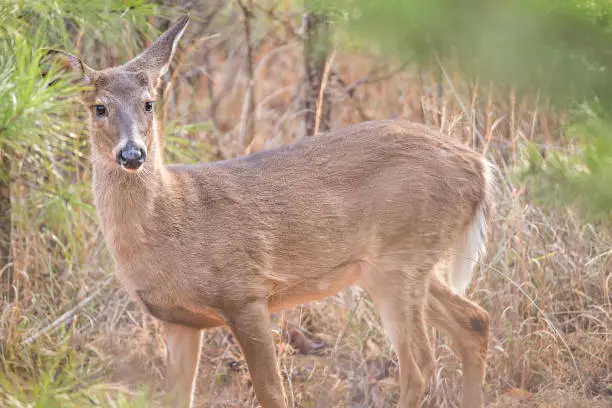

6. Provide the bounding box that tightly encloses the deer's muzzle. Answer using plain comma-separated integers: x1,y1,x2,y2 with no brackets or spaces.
117,140,146,170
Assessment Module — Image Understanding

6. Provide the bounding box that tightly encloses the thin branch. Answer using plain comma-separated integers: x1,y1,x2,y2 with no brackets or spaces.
332,61,413,122
252,3,306,41
22,276,113,345
314,50,336,135
303,11,332,135
162,33,220,128
344,60,413,97
237,0,256,150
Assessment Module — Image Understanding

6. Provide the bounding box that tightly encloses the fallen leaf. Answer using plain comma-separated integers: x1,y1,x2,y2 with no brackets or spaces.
287,327,327,355
377,376,399,390
366,357,392,384
503,388,533,401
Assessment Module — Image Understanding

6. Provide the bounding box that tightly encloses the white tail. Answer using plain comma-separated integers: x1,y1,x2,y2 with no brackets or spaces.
46,14,494,408
448,158,492,293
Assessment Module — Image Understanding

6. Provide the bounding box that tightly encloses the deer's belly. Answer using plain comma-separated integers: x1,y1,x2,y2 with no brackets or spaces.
267,263,363,313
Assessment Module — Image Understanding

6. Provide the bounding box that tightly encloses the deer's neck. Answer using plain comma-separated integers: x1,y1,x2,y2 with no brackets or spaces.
91,143,168,262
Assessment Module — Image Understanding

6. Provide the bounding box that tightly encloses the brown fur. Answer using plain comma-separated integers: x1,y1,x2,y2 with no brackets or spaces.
47,14,493,408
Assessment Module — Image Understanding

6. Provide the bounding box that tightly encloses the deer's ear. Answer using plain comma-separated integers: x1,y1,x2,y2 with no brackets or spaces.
40,49,94,86
124,14,190,79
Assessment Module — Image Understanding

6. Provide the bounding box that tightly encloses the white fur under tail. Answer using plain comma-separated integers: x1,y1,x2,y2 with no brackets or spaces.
448,159,492,294
448,205,486,294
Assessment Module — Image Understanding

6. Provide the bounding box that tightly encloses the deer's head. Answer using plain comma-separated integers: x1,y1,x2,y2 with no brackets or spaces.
45,14,190,172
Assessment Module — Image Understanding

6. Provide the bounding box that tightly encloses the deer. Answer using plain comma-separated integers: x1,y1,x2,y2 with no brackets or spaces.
44,13,494,408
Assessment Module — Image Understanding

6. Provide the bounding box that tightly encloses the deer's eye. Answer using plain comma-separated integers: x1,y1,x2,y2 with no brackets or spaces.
93,105,107,117
144,101,153,112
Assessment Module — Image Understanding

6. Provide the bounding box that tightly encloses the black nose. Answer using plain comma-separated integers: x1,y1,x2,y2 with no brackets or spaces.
117,142,146,170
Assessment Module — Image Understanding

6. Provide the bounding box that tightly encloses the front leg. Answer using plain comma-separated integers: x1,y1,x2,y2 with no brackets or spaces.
227,301,287,408
164,322,203,408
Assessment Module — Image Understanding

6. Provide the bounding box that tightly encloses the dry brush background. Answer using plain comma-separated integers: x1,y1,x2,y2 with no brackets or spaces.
0,1,610,407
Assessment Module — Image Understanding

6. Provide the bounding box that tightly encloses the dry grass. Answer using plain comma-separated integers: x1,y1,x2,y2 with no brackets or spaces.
1,3,611,408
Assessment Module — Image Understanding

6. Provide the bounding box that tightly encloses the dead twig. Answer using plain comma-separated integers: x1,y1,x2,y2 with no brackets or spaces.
162,32,220,128
343,60,412,97
313,50,336,135
22,276,113,345
237,0,256,151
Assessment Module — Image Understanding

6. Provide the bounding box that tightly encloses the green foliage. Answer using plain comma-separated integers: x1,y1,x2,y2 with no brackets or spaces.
0,329,154,408
310,0,612,108
516,107,612,221
163,120,214,164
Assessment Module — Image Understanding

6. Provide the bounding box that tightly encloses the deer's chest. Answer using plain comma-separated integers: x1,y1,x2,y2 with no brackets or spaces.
135,289,226,329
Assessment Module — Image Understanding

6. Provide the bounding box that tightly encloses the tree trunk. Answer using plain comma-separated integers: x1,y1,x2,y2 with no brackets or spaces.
0,151,13,304
303,11,332,136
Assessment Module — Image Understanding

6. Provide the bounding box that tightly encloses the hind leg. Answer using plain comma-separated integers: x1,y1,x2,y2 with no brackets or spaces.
426,275,489,407
361,264,436,408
